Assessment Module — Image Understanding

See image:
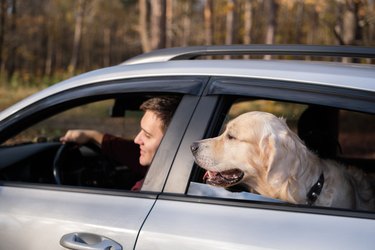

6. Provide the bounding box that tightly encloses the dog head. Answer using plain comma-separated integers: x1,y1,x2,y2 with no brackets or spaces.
191,111,305,194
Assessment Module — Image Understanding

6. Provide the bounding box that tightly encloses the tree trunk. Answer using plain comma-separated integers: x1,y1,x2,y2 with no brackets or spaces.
7,0,16,81
294,0,304,44
181,1,191,46
103,27,111,67
44,26,53,77
150,0,166,50
368,0,374,46
224,0,235,59
333,0,363,62
139,0,150,52
243,1,252,45
264,0,279,59
204,0,213,45
225,0,234,45
243,0,253,59
166,0,173,47
68,0,86,75
342,0,362,45
0,0,6,80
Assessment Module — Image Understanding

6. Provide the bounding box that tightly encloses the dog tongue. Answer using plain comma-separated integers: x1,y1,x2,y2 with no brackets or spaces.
203,170,217,181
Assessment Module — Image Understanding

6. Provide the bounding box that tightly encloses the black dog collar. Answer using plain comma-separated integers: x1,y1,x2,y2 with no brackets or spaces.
306,173,324,206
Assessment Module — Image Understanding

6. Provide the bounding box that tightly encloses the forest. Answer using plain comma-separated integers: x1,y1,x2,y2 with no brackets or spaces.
0,0,374,89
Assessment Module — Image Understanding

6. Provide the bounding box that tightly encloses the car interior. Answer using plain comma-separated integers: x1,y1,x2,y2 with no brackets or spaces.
0,94,164,190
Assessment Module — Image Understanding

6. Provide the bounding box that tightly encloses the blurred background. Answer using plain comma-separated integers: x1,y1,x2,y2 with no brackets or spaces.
0,0,374,109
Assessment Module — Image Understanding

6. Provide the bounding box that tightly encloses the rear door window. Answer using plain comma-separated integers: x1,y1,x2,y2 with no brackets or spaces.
188,97,375,212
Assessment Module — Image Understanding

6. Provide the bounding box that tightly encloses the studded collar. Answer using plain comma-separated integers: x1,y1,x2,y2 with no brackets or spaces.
306,173,325,206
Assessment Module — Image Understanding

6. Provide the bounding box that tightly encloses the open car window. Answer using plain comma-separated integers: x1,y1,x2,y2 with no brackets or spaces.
3,99,141,146
0,94,181,191
188,98,375,212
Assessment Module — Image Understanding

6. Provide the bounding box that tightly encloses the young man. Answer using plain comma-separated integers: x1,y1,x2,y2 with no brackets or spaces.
60,95,180,191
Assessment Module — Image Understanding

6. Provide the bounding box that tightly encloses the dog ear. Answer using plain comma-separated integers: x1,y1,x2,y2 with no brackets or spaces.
259,134,275,170
261,131,295,189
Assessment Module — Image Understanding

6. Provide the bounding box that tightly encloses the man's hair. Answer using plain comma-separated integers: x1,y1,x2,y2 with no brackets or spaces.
140,96,181,132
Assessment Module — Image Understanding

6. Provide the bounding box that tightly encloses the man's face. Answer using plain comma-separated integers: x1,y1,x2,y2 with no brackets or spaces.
134,110,164,166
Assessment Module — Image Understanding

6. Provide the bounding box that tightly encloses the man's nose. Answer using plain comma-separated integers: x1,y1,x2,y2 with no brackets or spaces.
134,132,142,145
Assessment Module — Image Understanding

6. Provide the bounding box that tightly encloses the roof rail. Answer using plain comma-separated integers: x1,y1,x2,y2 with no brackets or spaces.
123,44,375,65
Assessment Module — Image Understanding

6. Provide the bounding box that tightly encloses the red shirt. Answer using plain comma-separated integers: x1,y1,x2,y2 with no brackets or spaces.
101,134,148,191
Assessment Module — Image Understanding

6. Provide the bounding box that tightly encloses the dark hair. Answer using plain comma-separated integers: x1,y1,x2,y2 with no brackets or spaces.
140,96,181,132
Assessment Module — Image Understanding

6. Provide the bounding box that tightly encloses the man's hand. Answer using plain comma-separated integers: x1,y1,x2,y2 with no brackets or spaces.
60,130,104,146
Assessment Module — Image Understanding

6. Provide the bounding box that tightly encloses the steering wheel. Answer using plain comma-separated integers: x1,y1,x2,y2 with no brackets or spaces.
53,142,102,185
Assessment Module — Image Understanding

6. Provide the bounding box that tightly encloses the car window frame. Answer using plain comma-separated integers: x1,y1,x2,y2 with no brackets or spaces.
163,76,375,218
0,76,208,195
207,76,375,113
0,76,207,143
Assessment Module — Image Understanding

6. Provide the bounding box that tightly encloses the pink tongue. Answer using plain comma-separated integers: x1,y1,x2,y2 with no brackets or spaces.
203,170,217,181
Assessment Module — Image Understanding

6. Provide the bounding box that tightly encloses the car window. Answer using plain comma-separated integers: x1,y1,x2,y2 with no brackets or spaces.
188,97,375,212
3,100,141,145
339,110,375,160
224,99,307,133
0,94,181,191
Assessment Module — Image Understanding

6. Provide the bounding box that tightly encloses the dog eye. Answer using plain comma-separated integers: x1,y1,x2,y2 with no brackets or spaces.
227,134,236,140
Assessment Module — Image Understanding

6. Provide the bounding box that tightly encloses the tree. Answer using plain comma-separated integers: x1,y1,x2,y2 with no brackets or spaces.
68,0,86,75
264,0,279,59
225,0,235,45
294,0,304,44
166,0,173,47
204,0,214,45
0,0,7,79
334,0,363,46
139,0,150,52
151,0,166,49
265,0,279,45
0,0,374,88
243,0,253,45
138,0,166,52
224,0,235,59
6,0,16,81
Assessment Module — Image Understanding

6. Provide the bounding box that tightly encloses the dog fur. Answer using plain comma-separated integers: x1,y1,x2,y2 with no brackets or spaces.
191,111,374,211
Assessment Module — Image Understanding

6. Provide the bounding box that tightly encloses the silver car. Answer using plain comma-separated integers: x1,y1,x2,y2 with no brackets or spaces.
1,45,374,250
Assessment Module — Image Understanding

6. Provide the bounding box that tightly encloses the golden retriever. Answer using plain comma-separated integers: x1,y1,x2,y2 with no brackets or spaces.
191,111,374,211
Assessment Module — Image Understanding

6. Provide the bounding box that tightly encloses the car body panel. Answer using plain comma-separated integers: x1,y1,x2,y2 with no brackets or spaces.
137,197,375,250
0,186,156,250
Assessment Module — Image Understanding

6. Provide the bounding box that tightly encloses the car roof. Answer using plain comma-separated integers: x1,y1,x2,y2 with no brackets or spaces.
1,45,374,121
123,44,375,64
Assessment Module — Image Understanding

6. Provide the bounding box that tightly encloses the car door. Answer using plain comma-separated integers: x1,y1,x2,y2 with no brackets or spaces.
0,76,206,250
0,186,156,250
136,77,375,250
0,96,157,250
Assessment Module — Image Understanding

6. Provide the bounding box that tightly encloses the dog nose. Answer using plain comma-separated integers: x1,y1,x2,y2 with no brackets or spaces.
190,142,199,153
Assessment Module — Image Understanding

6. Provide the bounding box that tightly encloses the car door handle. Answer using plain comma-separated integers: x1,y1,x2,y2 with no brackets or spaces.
60,232,122,250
